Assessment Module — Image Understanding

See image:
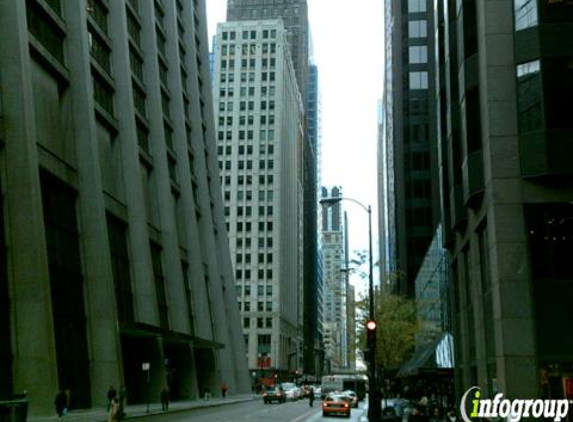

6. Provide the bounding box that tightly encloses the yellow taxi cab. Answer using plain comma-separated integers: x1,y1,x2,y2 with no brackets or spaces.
322,393,351,418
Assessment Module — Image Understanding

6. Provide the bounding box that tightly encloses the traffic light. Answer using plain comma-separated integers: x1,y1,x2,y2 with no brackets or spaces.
365,320,377,364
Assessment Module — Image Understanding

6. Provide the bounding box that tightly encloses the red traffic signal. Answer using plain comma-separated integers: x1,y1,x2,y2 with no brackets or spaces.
366,320,377,331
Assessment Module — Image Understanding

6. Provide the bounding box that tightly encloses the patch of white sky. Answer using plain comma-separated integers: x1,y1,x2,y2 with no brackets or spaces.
206,0,385,297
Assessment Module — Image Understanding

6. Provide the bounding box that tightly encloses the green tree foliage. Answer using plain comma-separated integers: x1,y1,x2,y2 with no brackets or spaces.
356,290,419,370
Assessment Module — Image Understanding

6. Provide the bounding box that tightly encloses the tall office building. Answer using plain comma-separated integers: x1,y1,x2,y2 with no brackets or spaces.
304,63,324,377
226,1,323,377
381,0,441,297
0,0,250,416
321,186,349,371
212,20,303,380
434,0,573,401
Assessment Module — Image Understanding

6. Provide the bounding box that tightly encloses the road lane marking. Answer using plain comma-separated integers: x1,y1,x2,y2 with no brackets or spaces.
290,408,320,422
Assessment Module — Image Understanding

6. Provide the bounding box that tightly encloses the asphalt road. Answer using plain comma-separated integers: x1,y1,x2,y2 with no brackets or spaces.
138,398,368,422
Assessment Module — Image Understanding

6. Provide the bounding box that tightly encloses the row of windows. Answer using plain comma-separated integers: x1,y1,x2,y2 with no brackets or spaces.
221,174,274,186
218,99,276,112
236,253,274,264
218,144,275,156
219,159,275,171
224,190,274,201
219,85,276,97
220,53,277,70
221,29,277,41
242,316,273,328
236,268,273,280
236,236,274,248
218,129,277,142
233,206,274,217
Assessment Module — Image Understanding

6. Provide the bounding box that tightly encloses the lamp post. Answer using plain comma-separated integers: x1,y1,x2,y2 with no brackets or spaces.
319,197,380,422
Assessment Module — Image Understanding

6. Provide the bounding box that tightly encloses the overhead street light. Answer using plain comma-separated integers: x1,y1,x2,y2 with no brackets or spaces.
319,196,381,422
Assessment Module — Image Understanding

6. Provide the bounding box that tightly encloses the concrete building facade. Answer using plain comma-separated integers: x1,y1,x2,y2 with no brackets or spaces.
212,20,304,380
434,0,573,402
0,0,250,415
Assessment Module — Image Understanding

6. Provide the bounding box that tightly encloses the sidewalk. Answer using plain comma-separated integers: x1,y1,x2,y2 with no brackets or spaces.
28,395,259,422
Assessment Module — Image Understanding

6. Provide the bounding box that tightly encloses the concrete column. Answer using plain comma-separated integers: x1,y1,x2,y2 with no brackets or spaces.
108,0,157,326
64,0,123,404
0,0,58,415
477,0,537,399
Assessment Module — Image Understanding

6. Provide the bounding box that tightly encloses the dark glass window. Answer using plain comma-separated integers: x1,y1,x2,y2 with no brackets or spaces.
41,173,91,408
26,3,65,64
150,243,169,329
526,203,573,279
516,60,543,133
543,58,573,130
107,215,134,322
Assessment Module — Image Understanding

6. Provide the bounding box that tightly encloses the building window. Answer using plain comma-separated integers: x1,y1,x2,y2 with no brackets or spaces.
409,46,428,64
408,0,427,13
408,20,427,38
514,0,538,30
26,3,65,64
93,75,114,115
409,72,428,89
244,318,250,328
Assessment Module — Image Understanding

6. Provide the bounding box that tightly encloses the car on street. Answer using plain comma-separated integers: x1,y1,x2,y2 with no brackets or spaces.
341,390,359,408
322,393,351,418
263,387,286,404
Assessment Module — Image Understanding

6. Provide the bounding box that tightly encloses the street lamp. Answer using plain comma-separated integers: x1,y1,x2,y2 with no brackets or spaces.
319,196,381,422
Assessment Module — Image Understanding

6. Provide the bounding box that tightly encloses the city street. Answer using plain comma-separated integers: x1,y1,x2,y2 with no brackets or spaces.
137,399,367,422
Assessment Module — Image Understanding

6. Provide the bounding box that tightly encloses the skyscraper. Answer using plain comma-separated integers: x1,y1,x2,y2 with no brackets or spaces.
212,19,304,380
226,0,323,377
321,186,349,371
0,0,249,416
381,0,441,297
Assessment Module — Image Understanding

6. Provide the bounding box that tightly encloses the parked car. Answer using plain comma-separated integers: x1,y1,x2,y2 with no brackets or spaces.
322,393,351,418
263,387,286,404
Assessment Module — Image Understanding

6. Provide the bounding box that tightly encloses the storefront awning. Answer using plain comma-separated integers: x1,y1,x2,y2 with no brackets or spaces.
397,332,454,377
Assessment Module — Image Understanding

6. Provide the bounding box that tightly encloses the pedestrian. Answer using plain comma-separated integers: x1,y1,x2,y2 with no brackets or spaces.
429,407,444,422
160,386,170,411
118,384,127,415
308,387,315,407
106,385,117,411
446,408,458,422
54,390,67,418
221,382,228,398
204,387,211,401
108,397,121,422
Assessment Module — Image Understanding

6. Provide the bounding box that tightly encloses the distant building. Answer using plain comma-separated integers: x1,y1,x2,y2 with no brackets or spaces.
212,20,304,380
321,186,349,371
0,0,249,416
226,0,323,378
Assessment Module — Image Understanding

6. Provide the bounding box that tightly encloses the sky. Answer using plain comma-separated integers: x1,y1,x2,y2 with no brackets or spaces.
206,0,385,297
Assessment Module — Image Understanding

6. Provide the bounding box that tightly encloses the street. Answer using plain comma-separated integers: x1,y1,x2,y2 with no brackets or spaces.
137,399,367,422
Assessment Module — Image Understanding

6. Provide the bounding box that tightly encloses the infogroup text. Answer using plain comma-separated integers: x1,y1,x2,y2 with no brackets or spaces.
460,387,570,422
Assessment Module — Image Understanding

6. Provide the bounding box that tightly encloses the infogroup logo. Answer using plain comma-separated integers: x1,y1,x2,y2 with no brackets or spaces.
460,387,570,422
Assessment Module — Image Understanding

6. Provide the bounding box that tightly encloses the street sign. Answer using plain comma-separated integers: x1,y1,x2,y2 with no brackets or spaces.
142,363,150,371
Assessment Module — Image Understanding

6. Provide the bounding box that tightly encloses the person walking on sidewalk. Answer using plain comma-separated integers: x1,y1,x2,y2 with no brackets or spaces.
160,387,170,411
54,390,67,418
106,385,117,411
221,382,228,398
308,387,315,407
108,397,121,422
118,384,127,415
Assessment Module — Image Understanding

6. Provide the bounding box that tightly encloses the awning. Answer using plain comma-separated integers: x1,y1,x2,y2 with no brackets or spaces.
397,332,454,377
119,321,224,349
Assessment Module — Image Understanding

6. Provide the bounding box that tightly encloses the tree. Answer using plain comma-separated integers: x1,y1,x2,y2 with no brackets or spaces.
356,290,419,371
